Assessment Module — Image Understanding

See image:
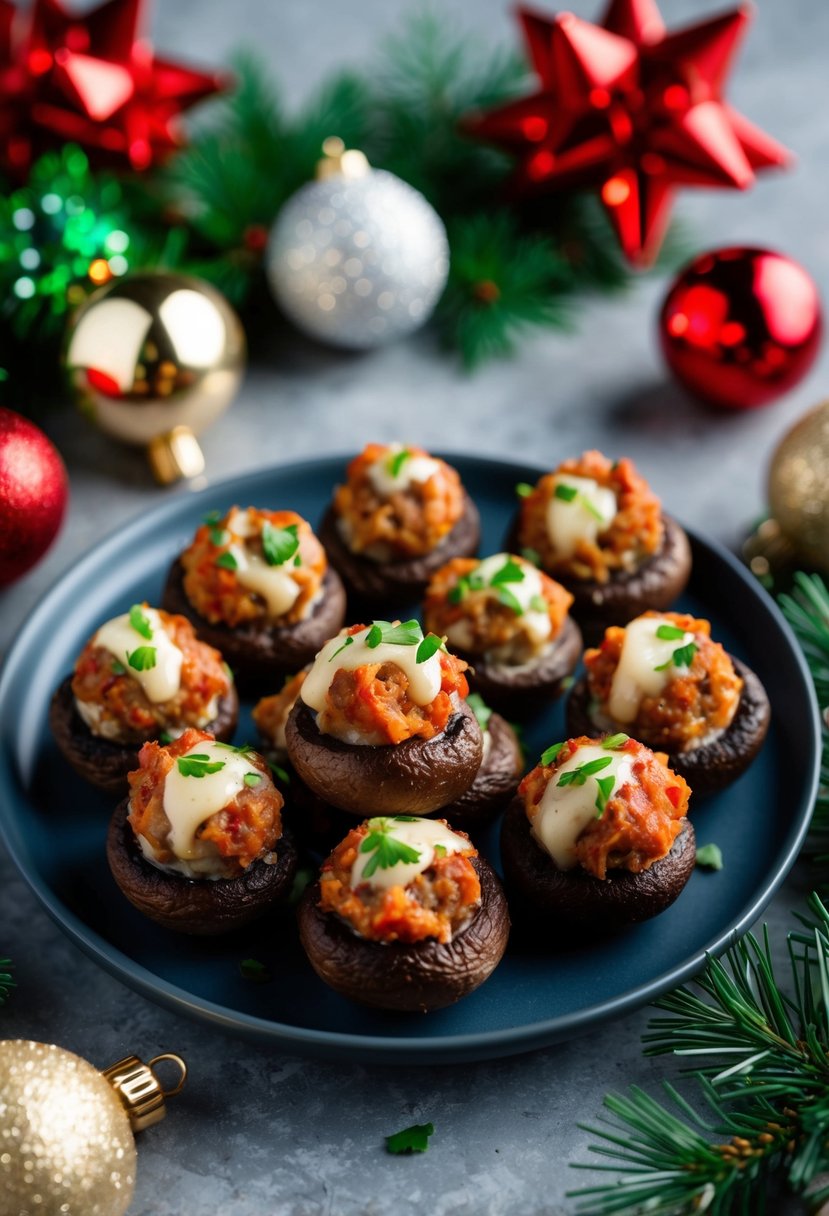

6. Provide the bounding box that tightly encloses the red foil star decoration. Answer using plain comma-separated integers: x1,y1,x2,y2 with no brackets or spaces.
465,0,790,265
0,0,227,178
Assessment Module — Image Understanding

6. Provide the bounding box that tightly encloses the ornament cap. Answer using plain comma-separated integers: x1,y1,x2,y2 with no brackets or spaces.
148,427,206,484
102,1052,187,1133
316,136,370,180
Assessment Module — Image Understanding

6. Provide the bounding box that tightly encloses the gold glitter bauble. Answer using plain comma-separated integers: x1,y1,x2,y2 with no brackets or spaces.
768,400,829,571
0,1040,136,1216
64,271,246,483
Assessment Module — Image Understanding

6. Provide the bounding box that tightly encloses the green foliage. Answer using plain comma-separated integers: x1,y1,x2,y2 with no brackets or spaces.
0,958,14,1006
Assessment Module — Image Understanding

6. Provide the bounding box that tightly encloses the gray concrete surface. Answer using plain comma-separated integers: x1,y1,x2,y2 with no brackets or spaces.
1,0,826,1211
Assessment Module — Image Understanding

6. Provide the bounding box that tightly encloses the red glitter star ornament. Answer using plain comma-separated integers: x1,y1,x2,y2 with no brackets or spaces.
465,0,790,265
0,0,227,178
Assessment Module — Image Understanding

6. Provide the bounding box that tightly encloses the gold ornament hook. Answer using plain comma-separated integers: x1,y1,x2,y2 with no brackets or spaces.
102,1051,187,1133
316,135,370,180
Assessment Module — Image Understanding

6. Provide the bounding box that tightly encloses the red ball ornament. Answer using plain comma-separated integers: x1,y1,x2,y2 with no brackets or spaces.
0,408,68,586
659,247,822,410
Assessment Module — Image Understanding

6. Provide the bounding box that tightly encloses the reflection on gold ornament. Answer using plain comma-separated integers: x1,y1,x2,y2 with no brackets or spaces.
768,400,829,571
64,271,245,484
0,1040,186,1216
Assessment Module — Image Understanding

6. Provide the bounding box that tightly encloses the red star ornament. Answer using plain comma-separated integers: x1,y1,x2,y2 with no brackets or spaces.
0,0,227,177
465,0,790,265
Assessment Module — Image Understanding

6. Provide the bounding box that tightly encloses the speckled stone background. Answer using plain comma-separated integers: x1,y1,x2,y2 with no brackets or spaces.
1,1,826,1212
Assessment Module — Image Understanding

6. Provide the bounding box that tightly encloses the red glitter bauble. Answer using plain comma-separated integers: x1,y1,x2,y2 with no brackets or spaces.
659,247,822,410
0,408,68,586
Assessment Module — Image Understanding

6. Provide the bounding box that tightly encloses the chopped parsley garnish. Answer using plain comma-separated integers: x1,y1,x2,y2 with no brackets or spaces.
158,731,173,744
466,692,492,732
557,755,613,788
554,483,578,503
216,551,238,571
365,619,422,649
329,635,355,662
448,572,484,604
214,740,255,755
602,733,629,750
360,818,421,879
387,448,412,478
127,645,157,672
553,481,605,522
386,1122,434,1155
177,753,226,778
262,521,300,567
239,958,271,983
655,623,686,642
450,557,528,617
111,658,126,676
203,509,222,526
529,594,547,613
490,557,524,587
433,844,447,858
268,761,291,785
129,604,153,640
655,640,698,672
594,774,616,817
521,547,541,567
243,772,262,787
540,741,565,767
416,633,443,664
495,585,524,615
515,482,534,499
209,527,228,546
696,843,723,871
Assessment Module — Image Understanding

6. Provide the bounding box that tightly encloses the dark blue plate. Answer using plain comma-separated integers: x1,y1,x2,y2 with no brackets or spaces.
0,455,819,1064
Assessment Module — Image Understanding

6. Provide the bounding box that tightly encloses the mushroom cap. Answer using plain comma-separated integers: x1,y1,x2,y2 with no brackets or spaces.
455,615,583,718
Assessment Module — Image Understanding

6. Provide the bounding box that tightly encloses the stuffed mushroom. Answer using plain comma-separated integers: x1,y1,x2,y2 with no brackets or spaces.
298,815,510,1011
500,734,696,929
162,506,346,692
512,450,691,640
319,443,480,609
422,551,582,716
285,620,483,816
565,610,770,796
106,729,298,934
50,603,239,795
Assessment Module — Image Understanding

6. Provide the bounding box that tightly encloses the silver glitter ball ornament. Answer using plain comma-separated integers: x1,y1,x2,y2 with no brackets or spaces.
267,146,449,349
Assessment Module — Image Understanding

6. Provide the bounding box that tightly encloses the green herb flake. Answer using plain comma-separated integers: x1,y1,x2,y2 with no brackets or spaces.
359,818,422,880
540,742,566,767
495,585,524,616
557,755,613,787
529,594,547,613
448,577,469,605
209,527,228,546
515,482,534,499
696,843,723,871
329,635,355,662
177,753,226,778
602,733,630,750
466,692,493,733
655,641,698,672
433,844,447,858
554,483,578,503
386,1122,435,1155
158,731,173,745
491,557,525,587
655,623,686,642
239,958,271,983
579,495,605,523
127,645,157,672
129,604,153,640
110,658,127,676
416,633,443,664
244,772,262,787
387,448,412,478
521,546,541,567
262,521,300,567
203,510,222,526
364,619,422,649
216,551,238,571
595,774,616,816
268,761,291,785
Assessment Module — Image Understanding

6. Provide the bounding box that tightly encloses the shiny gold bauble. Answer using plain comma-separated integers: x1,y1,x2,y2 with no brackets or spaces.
64,271,246,483
768,400,829,571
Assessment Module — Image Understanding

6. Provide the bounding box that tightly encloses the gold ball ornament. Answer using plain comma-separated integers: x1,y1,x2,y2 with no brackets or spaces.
0,1041,186,1216
768,400,829,571
64,272,246,484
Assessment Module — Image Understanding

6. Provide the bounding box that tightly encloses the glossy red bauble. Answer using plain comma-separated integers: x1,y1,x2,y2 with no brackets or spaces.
659,247,822,410
0,408,68,586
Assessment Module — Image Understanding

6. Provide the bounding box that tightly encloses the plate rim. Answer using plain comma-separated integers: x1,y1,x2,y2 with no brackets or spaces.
0,451,820,1063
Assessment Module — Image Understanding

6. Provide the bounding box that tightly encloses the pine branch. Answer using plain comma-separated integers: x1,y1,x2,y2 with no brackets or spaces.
0,958,14,1006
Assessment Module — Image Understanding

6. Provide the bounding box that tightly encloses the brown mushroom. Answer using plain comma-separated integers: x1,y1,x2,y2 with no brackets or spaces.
106,797,299,934
318,493,480,610
285,697,484,816
161,558,346,692
457,616,583,718
297,855,510,1012
49,675,239,797
565,657,770,797
500,794,696,929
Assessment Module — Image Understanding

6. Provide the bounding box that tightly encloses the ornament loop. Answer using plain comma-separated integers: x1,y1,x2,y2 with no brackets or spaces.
103,1050,187,1132
148,1052,188,1098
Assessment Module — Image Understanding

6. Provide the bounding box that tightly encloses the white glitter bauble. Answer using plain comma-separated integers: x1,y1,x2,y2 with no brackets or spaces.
267,168,449,349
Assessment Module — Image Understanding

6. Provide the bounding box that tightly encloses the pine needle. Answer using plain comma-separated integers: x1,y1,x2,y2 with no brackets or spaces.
0,958,14,1006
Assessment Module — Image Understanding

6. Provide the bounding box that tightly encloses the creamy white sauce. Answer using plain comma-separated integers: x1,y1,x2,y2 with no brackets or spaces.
545,474,617,559
136,739,265,880
302,625,442,714
531,744,634,869
225,508,303,620
350,817,469,890
93,607,182,703
366,445,440,498
608,616,696,725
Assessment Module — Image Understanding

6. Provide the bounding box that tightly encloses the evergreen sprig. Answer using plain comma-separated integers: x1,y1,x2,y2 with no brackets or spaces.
0,957,14,1006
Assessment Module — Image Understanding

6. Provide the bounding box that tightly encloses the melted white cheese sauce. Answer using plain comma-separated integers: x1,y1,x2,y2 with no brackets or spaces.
94,607,182,703
366,445,440,498
226,508,302,620
350,817,469,890
545,474,617,559
137,739,265,880
302,626,442,714
531,744,634,870
608,616,696,725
